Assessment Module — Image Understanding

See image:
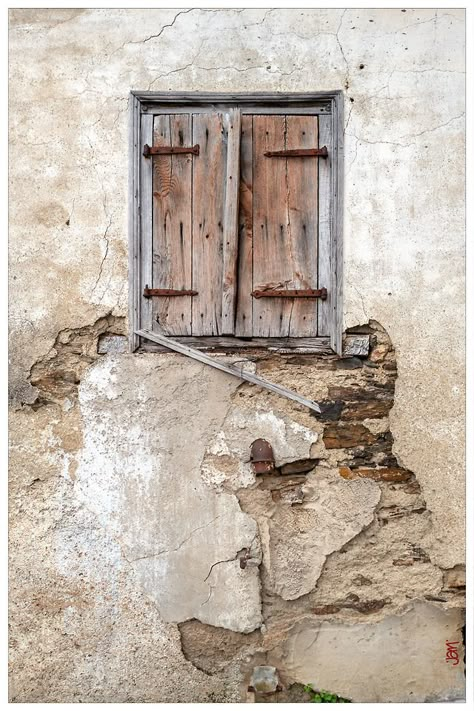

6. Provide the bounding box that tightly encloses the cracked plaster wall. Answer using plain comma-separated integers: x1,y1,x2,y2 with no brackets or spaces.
9,8,465,703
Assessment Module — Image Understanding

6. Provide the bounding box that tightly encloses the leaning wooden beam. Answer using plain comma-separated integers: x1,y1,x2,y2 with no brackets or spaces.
136,329,321,414
221,108,242,335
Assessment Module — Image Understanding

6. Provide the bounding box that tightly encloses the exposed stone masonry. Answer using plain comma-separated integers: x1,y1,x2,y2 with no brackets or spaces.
179,321,465,701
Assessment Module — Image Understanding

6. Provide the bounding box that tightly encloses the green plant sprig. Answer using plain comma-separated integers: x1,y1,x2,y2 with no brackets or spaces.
303,683,351,703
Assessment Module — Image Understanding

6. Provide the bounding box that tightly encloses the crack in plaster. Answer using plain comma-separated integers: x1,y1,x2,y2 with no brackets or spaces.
346,112,464,148
126,514,224,564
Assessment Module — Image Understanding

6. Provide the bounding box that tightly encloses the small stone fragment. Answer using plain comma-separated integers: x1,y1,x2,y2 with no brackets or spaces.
250,666,280,693
312,604,341,615
339,466,412,482
443,566,466,590
279,458,319,475
323,423,377,449
369,344,390,362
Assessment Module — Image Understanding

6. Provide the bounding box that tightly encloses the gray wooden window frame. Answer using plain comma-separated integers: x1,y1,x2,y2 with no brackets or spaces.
128,91,343,354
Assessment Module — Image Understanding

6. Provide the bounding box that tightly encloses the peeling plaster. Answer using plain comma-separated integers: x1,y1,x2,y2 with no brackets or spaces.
9,7,465,703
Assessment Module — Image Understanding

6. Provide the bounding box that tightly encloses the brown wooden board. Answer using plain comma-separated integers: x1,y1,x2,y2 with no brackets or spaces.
191,113,227,335
221,109,241,334
235,114,253,337
252,115,319,337
152,114,193,335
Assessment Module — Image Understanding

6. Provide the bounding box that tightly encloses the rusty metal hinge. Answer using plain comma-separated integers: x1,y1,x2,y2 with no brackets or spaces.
264,147,328,158
252,288,328,300
143,144,200,158
143,287,198,298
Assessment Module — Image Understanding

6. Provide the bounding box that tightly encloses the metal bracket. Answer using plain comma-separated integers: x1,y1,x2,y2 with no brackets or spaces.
252,288,328,300
143,144,200,158
143,287,198,298
264,147,328,158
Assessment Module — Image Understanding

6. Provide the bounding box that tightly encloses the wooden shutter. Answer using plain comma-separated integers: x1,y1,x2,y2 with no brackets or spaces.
144,108,329,341
148,110,241,337
250,114,320,337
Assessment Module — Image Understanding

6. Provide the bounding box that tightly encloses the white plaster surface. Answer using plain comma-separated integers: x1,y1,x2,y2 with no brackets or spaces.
269,602,465,703
76,355,262,632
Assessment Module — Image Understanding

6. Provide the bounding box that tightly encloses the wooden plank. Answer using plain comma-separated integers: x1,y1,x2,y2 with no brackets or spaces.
252,115,319,337
152,114,193,335
142,105,332,115
285,115,319,337
136,329,322,414
253,114,291,336
235,114,253,337
140,336,331,353
129,94,141,351
221,109,242,334
332,92,344,355
133,90,338,104
192,112,227,335
140,112,154,334
318,113,332,338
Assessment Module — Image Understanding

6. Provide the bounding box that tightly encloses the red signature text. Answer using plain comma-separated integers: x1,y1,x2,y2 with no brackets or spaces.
445,640,460,666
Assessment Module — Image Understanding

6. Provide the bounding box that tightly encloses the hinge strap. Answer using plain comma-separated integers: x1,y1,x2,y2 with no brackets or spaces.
252,288,327,300
143,144,200,158
264,147,328,158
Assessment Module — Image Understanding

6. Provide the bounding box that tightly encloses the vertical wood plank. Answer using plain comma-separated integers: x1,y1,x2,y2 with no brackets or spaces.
252,115,292,337
140,112,154,334
318,113,332,338
235,114,253,337
286,115,319,336
152,114,193,335
192,113,227,335
221,108,242,334
331,93,344,354
252,115,319,337
129,94,141,351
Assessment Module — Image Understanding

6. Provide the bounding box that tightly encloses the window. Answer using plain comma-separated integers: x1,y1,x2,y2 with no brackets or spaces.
129,92,343,354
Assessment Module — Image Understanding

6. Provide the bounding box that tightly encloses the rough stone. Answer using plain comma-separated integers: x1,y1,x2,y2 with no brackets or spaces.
178,619,262,674
266,475,381,599
339,466,413,482
323,423,378,449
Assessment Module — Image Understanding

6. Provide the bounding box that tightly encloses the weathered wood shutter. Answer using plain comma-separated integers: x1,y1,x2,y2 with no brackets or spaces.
141,106,332,341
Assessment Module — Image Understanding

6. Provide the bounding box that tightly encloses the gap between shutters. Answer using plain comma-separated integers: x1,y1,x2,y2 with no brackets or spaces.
136,329,322,414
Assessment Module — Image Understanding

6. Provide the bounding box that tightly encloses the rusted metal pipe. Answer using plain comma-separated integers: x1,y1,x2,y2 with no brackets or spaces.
250,439,275,475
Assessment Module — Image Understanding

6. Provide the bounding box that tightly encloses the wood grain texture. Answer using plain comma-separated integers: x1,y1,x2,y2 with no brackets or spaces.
317,113,332,338
131,93,344,353
140,336,331,353
221,109,241,334
332,92,344,355
285,115,319,336
140,113,154,333
152,114,193,335
235,114,253,337
192,112,227,335
252,115,319,337
129,94,141,351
